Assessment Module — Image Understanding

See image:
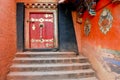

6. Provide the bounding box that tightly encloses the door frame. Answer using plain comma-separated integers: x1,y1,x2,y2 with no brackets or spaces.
24,8,58,51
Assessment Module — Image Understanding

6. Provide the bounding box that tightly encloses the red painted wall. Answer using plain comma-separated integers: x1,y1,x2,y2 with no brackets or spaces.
72,0,120,80
0,0,17,79
81,1,120,50
72,11,82,53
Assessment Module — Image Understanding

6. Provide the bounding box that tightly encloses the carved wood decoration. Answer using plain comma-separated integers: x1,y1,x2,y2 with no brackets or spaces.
84,18,91,36
76,1,86,23
98,8,113,34
84,0,97,16
25,3,57,9
58,0,99,24
76,0,99,23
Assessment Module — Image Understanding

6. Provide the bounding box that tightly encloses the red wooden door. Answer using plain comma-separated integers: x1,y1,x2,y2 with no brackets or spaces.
29,12,54,49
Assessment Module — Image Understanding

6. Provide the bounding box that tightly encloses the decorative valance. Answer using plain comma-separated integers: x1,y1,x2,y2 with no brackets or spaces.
25,3,57,9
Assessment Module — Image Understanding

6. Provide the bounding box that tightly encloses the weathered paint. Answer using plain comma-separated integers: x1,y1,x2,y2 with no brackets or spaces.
72,0,120,80
101,49,120,74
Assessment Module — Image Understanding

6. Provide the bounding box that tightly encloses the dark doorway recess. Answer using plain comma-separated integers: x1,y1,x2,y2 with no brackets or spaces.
16,3,25,52
58,4,78,52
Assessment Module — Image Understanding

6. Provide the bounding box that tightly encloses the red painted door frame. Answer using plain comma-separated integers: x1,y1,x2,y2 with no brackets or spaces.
24,8,58,50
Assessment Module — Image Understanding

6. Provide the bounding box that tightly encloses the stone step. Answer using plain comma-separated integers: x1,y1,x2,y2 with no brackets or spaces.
44,77,98,80
7,52,98,80
16,52,77,58
10,63,91,72
7,69,95,80
7,77,98,80
13,56,88,64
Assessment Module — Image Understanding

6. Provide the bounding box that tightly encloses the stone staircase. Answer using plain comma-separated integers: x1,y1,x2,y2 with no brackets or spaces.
7,52,98,80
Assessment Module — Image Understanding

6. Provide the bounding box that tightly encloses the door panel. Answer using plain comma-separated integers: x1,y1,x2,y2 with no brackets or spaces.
29,13,54,49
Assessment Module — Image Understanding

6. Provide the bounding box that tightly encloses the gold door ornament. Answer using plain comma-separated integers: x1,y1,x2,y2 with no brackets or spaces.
39,23,44,40
32,24,36,30
45,14,53,18
31,39,53,43
84,18,91,36
28,18,53,23
98,8,113,34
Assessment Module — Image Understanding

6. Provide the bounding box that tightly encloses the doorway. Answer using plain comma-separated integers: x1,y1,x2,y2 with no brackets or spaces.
24,9,58,50
17,3,78,52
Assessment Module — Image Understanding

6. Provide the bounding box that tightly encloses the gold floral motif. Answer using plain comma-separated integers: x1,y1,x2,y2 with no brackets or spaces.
31,39,53,43
46,43,53,47
32,24,36,30
29,18,53,23
31,39,35,42
45,14,53,18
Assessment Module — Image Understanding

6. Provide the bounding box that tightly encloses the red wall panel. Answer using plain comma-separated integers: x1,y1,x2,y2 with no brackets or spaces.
81,1,120,50
72,11,82,53
72,0,120,80
0,0,17,79
81,2,120,80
